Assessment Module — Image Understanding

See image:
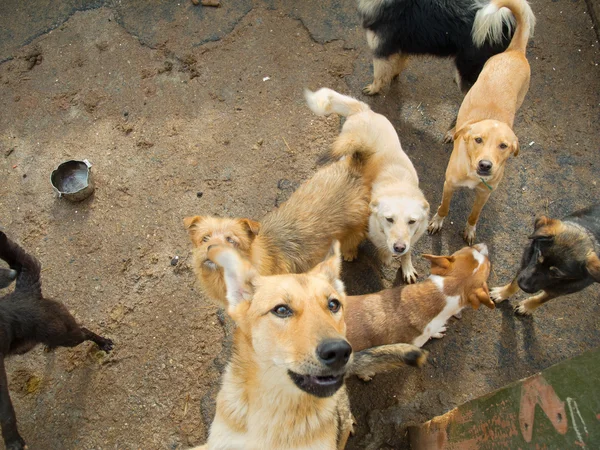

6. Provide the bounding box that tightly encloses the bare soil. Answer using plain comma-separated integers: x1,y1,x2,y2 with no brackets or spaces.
0,1,598,449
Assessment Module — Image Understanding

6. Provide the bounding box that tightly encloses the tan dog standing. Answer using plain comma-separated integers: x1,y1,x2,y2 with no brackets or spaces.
345,244,493,378
184,153,371,306
305,87,429,283
428,0,535,244
190,242,426,449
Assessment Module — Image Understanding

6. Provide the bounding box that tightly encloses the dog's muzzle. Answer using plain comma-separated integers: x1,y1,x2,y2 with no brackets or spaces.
288,370,346,398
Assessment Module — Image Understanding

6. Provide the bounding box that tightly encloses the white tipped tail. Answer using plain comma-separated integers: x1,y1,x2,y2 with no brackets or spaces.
472,0,536,52
304,87,370,118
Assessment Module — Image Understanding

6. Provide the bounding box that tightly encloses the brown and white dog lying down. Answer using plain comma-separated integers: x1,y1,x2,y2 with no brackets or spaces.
184,150,371,307
345,244,493,379
428,0,535,245
189,242,426,450
305,87,429,284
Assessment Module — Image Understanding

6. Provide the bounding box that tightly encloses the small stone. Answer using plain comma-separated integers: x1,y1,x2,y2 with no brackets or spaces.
171,256,180,266
196,192,203,198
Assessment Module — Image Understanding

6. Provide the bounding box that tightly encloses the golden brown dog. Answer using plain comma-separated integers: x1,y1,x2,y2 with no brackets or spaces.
190,242,426,450
345,244,493,381
428,0,534,244
184,155,371,306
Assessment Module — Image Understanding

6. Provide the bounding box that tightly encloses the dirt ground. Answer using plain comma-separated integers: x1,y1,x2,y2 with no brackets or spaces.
0,0,598,449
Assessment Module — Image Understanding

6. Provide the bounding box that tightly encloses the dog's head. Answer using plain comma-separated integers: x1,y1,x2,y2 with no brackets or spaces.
209,241,351,398
183,215,260,304
454,120,519,181
423,243,494,309
517,216,600,293
370,196,429,257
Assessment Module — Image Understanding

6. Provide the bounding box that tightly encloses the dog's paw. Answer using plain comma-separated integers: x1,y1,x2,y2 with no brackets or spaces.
463,223,476,245
342,249,358,262
490,286,510,303
428,214,445,234
97,338,114,353
402,267,418,284
362,83,380,96
357,372,374,382
432,326,447,339
443,130,454,144
514,302,533,316
6,436,27,450
349,414,357,435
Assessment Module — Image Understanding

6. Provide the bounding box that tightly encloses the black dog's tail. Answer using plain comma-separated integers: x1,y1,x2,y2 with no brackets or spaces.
0,231,42,295
472,0,536,53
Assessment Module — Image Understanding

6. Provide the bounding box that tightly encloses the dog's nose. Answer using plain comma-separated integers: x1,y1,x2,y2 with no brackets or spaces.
393,243,406,254
317,339,352,371
478,160,493,172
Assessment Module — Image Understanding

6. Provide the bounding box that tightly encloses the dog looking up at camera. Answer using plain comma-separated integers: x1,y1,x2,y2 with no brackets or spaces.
428,0,534,244
0,231,113,450
358,0,535,95
184,144,372,306
305,87,429,284
189,241,427,449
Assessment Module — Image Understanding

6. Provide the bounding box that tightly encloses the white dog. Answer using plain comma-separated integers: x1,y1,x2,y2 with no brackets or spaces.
305,87,429,283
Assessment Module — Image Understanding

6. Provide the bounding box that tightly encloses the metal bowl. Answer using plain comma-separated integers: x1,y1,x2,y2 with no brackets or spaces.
50,159,95,202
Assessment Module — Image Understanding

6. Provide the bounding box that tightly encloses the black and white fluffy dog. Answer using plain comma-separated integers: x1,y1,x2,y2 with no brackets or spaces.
0,231,113,450
358,0,535,95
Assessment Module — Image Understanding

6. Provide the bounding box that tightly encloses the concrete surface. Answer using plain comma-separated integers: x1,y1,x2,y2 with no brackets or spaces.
0,0,599,449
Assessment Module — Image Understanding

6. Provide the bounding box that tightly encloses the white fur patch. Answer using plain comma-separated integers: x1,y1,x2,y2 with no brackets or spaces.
430,274,444,293
472,248,486,274
413,294,461,348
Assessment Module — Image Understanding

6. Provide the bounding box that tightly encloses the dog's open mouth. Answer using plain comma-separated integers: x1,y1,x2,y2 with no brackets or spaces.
203,259,217,270
476,170,492,178
288,370,345,398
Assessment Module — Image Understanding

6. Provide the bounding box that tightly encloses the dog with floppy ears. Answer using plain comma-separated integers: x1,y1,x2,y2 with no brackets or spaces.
189,241,427,450
0,232,113,450
491,205,600,315
344,244,493,378
305,87,429,284
184,143,372,306
358,0,535,95
428,0,535,245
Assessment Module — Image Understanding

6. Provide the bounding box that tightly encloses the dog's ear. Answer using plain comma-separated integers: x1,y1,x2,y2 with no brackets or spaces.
467,282,495,310
512,138,520,157
422,254,455,271
310,241,344,293
528,216,557,241
422,200,430,215
533,216,551,230
183,215,204,231
369,200,379,214
238,218,261,238
453,124,472,141
208,245,257,315
586,252,600,282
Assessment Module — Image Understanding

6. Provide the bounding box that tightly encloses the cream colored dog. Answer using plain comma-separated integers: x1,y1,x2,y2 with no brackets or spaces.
305,87,429,283
428,0,534,244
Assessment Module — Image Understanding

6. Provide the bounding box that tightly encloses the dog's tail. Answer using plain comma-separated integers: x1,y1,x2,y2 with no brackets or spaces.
350,343,428,381
472,0,535,53
305,87,370,118
0,231,42,295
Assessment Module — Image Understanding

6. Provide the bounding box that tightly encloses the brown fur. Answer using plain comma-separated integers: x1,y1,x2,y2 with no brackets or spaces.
345,245,493,352
429,0,532,245
184,156,370,306
190,242,426,449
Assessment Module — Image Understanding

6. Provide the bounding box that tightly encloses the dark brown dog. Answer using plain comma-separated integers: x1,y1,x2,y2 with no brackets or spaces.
0,232,113,450
491,205,600,315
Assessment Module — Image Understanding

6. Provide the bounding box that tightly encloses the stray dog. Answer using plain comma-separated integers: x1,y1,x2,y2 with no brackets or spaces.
491,205,600,315
345,244,493,380
189,242,426,449
358,0,535,95
305,87,429,283
0,232,113,450
184,153,371,306
428,0,534,244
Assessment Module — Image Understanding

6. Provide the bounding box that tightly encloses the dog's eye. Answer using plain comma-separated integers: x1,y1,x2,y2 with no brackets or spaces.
272,304,293,318
408,219,416,225
499,143,508,149
226,237,235,244
202,235,210,242
475,137,483,144
328,299,341,313
386,217,394,224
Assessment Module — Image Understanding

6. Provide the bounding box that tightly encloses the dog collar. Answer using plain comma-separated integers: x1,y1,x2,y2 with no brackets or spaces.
480,177,493,191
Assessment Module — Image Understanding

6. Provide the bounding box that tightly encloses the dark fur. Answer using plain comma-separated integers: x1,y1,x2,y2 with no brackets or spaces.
0,232,113,450
349,343,428,381
517,205,600,299
360,0,512,89
0,269,16,290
